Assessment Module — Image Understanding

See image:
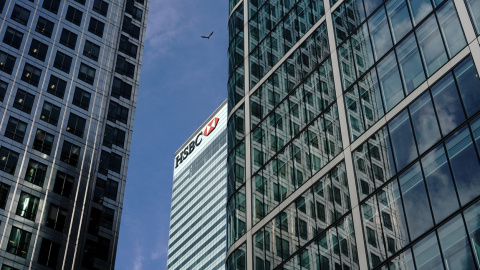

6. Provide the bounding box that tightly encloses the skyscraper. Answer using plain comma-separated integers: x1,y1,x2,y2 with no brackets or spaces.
227,0,480,269
0,0,147,268
167,101,228,270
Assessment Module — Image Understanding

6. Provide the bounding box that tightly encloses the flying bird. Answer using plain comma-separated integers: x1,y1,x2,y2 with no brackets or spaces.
201,31,214,39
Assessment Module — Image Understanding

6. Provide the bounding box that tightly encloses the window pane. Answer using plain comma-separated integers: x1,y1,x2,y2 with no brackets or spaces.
389,110,417,170
396,33,425,94
409,91,440,153
412,232,443,270
437,1,466,58
369,8,393,60
386,0,412,43
416,15,447,76
421,145,459,223
454,57,480,117
446,126,480,206
438,214,476,270
464,200,480,268
399,163,433,240
407,0,433,25
431,73,465,135
378,51,404,111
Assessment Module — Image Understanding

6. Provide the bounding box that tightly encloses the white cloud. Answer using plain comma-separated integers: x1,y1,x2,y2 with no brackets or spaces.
144,0,189,59
151,243,168,260
133,244,145,270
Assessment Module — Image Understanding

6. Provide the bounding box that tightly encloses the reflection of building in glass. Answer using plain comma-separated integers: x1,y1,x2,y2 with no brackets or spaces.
227,0,480,269
0,0,147,268
167,101,228,269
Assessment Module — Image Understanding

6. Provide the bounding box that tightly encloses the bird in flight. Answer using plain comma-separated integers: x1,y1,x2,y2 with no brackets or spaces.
201,31,214,39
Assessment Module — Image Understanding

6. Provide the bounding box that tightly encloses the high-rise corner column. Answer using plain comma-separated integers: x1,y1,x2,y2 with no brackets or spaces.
324,0,369,268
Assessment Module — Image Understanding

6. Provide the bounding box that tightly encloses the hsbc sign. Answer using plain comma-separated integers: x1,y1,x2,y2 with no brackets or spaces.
175,117,219,168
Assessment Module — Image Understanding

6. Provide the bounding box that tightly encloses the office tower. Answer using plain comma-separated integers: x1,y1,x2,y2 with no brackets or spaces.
227,0,480,269
0,0,147,268
167,101,228,270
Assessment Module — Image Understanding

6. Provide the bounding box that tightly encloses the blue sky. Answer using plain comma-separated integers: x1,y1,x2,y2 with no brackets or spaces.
115,0,228,269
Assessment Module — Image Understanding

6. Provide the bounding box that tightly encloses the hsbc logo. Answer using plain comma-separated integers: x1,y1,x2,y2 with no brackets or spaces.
175,117,220,168
204,118,219,136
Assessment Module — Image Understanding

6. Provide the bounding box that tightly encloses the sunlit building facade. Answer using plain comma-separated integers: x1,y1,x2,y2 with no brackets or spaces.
0,0,147,268
167,101,228,270
227,0,480,269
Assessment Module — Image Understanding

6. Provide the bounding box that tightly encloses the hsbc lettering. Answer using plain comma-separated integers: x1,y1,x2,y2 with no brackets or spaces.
175,132,202,168
174,117,219,168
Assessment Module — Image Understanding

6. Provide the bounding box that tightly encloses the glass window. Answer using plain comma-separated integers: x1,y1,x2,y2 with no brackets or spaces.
464,200,480,266
378,51,404,111
407,0,432,25
421,145,459,223
465,0,480,34
35,16,54,38
54,51,73,73
107,101,129,124
369,7,393,60
13,89,34,114
72,87,91,110
92,0,108,16
438,214,476,269
5,117,27,143
29,39,49,62
454,57,480,117
21,63,42,87
111,77,132,100
59,29,77,50
67,113,86,138
119,35,137,58
53,171,74,198
46,204,67,232
0,182,10,209
115,55,135,78
47,75,67,99
42,0,60,14
386,0,412,43
83,40,100,61
3,27,23,49
396,33,425,94
88,17,105,38
412,232,442,270
399,163,433,240
78,63,96,85
0,50,16,74
24,159,47,187
38,238,61,268
122,16,140,40
16,191,40,220
437,1,466,58
11,5,30,26
0,80,7,102
6,227,31,258
40,101,61,126
431,73,465,135
104,125,126,148
60,141,80,167
446,126,480,206
409,91,440,153
0,147,19,175
416,15,447,76
65,6,82,26
33,129,54,155
388,110,417,170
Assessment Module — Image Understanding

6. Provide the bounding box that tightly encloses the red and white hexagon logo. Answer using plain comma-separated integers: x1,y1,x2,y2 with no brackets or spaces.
204,117,219,136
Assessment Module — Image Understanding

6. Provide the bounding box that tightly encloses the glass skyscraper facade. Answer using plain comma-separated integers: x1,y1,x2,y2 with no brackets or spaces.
227,0,480,269
0,0,147,268
167,101,228,270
